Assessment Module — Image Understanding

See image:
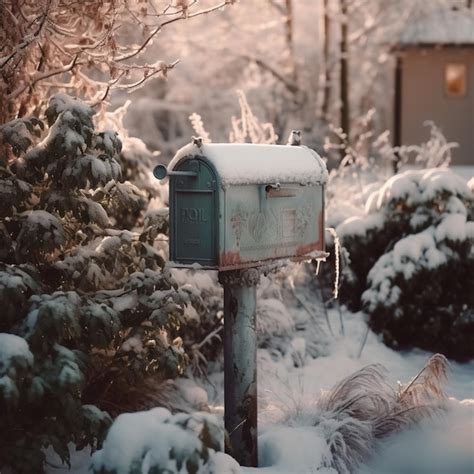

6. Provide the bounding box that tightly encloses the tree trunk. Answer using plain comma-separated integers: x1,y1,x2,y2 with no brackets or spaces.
339,0,350,141
321,0,331,120
284,0,297,83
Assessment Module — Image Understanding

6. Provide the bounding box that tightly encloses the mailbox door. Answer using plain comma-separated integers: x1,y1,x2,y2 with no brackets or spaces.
171,158,218,267
220,184,325,270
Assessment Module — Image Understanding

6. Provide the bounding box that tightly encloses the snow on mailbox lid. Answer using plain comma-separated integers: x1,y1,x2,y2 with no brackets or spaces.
168,142,328,188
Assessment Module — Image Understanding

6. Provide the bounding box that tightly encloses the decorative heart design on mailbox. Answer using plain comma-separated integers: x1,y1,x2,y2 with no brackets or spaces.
248,212,267,242
247,211,277,243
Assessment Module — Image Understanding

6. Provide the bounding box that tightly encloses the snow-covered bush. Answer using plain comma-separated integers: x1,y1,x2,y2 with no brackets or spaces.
0,94,218,473
337,168,474,360
255,270,331,365
91,408,241,474
257,298,294,350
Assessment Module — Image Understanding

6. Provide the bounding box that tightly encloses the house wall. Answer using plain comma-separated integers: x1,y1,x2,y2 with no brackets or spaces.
399,47,474,166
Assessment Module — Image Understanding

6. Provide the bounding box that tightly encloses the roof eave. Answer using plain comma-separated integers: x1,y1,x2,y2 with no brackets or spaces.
392,42,474,52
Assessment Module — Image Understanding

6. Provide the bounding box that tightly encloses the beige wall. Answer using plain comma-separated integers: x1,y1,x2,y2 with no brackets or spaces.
400,47,474,166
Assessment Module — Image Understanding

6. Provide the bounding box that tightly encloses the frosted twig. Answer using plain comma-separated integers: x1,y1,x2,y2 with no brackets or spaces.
229,90,278,144
337,300,344,336
114,1,232,62
324,227,343,335
288,275,332,337
241,54,299,96
357,325,370,359
189,113,211,143
316,278,335,337
229,418,247,435
7,54,81,100
325,227,340,300
197,325,222,349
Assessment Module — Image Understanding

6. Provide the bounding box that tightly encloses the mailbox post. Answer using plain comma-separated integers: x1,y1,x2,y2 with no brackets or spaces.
154,141,328,467
218,268,260,466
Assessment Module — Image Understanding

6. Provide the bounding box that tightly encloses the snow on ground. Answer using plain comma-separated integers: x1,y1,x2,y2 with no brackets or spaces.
203,308,474,474
47,308,473,474
451,166,474,181
363,399,474,474
246,312,473,474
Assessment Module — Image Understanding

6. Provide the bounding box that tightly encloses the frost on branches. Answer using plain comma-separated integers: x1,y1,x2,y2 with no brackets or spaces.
337,168,474,360
0,94,222,473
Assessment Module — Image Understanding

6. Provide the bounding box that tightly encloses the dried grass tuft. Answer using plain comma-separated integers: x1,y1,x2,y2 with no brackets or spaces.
282,354,449,473
374,353,449,439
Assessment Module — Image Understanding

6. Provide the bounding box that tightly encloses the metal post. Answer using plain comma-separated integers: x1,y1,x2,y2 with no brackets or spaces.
218,268,260,467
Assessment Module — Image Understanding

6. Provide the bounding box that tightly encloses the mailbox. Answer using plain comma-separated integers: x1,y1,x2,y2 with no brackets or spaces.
154,140,328,466
158,142,328,271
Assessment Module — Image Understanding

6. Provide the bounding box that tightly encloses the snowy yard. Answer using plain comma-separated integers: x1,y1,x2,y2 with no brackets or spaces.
3,109,472,473
247,309,474,474
2,2,473,474
46,301,474,474
4,122,473,474
451,166,474,181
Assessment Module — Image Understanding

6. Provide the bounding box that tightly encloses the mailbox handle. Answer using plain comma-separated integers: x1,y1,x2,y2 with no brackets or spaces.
265,184,297,198
168,170,198,177
153,164,197,180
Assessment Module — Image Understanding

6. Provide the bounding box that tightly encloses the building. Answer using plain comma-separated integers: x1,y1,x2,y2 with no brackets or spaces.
393,9,474,165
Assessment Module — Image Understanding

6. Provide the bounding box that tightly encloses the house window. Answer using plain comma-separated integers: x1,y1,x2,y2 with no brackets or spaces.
445,63,467,98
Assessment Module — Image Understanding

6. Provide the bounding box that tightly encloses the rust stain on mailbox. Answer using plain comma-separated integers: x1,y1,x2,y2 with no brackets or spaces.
295,210,325,258
220,251,242,267
165,143,328,270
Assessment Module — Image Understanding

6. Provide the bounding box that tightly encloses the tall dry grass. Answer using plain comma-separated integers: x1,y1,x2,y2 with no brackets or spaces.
282,354,449,473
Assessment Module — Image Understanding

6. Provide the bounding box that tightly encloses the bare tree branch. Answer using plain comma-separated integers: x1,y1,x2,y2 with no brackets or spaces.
114,0,232,63
7,54,81,100
0,0,234,122
0,0,52,70
241,54,300,95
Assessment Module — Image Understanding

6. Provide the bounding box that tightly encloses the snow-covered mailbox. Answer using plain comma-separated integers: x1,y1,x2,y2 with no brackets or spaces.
155,142,327,270
154,140,327,467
